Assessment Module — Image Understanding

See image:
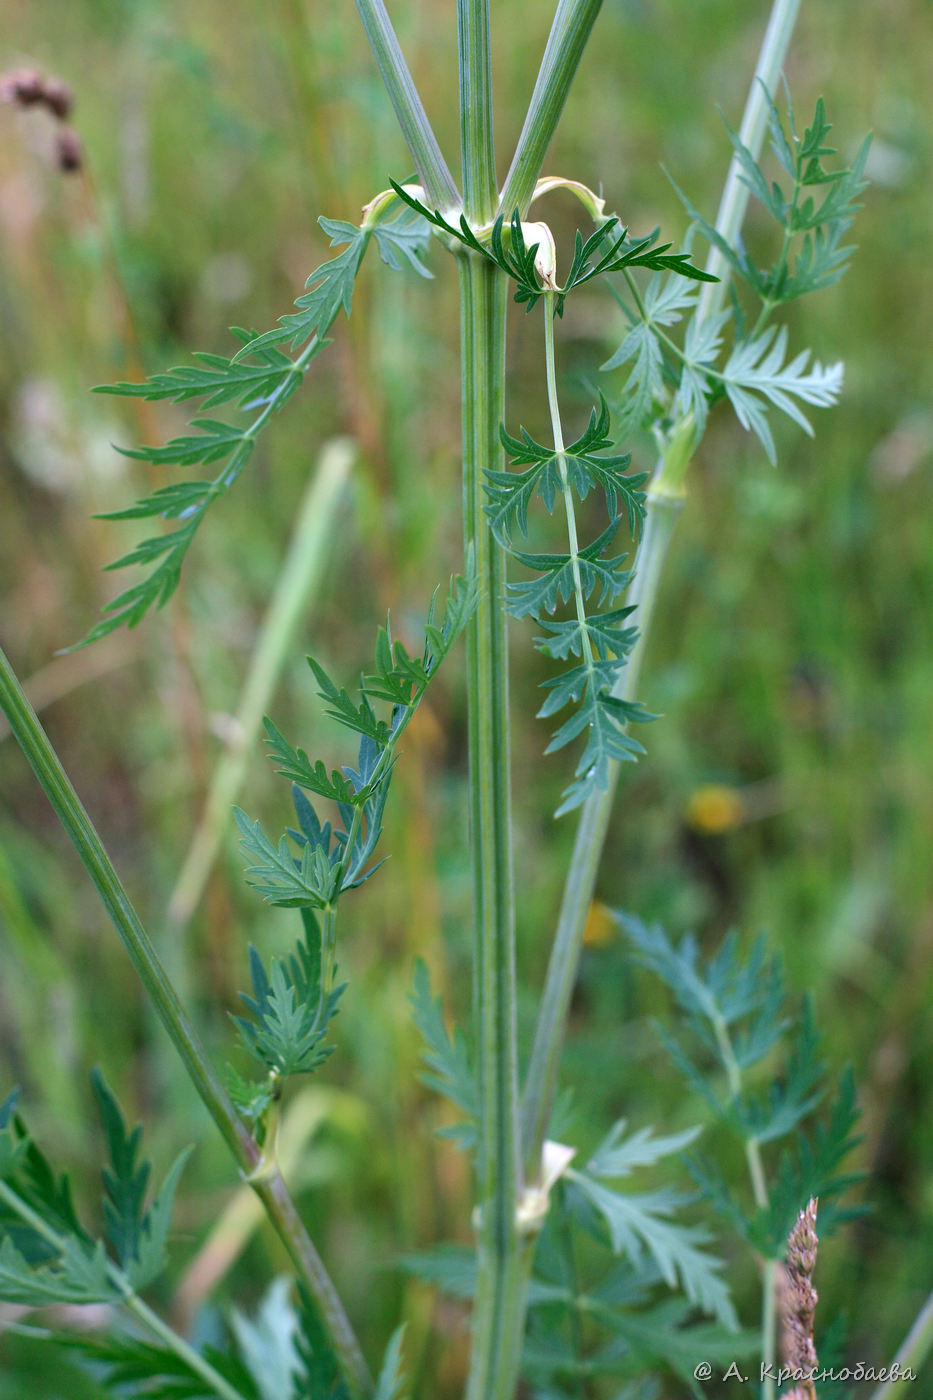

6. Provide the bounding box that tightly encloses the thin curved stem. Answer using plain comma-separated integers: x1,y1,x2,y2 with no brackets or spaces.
0,644,373,1400
544,292,597,678
520,0,804,1183
519,485,682,1174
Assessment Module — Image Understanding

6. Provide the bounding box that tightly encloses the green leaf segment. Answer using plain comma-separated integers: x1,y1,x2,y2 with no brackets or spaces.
80,205,430,647
491,303,652,815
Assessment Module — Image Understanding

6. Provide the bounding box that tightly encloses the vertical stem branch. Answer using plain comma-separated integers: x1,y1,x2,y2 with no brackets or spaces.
458,0,497,223
458,251,525,1400
521,0,804,1180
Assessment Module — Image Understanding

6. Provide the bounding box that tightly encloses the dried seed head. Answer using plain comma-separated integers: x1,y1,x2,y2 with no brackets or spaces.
779,1198,820,1399
0,67,45,107
43,78,73,121
0,67,74,121
55,127,83,173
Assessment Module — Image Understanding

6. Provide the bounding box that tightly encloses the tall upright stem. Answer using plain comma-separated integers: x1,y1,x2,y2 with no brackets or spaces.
353,0,460,210
457,7,527,1394
458,249,526,1400
0,645,373,1400
458,0,497,223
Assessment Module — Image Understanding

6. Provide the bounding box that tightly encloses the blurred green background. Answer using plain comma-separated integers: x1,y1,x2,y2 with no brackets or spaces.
0,0,931,1394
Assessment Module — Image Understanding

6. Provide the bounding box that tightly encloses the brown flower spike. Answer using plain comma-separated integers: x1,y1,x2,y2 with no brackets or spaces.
780,1197,820,1400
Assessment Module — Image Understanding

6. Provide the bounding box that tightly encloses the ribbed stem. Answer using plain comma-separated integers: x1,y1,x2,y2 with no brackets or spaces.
520,487,682,1174
458,0,497,223
353,0,460,211
499,0,603,219
458,252,524,1400
0,644,372,1400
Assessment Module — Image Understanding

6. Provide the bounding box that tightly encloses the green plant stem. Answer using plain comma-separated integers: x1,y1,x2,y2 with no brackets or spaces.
353,0,460,212
521,0,804,1182
0,1179,248,1400
868,1287,933,1400
519,480,682,1176
458,0,497,224
711,1013,776,1400
458,250,525,1400
499,0,603,219
0,644,373,1400
696,0,803,317
167,437,353,929
544,292,597,681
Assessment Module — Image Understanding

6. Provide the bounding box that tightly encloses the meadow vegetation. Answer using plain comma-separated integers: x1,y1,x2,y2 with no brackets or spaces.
0,1,931,1396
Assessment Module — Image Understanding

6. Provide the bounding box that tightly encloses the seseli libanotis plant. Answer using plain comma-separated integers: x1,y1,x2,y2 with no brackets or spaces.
0,0,901,1397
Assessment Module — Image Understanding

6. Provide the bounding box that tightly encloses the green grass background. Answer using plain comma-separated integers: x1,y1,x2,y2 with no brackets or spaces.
0,0,931,1394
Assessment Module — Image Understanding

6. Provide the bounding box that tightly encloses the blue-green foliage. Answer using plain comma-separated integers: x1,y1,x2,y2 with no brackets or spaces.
79,205,430,646
231,569,476,1119
56,1332,262,1400
620,915,865,1257
605,89,867,456
403,1119,750,1399
236,565,477,912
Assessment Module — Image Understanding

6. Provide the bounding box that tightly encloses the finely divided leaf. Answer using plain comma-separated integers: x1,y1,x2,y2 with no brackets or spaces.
570,1174,737,1328
409,960,475,1149
237,220,367,357
588,1121,703,1179
0,1233,114,1306
56,1330,261,1400
721,326,843,463
78,217,367,647
234,808,340,910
